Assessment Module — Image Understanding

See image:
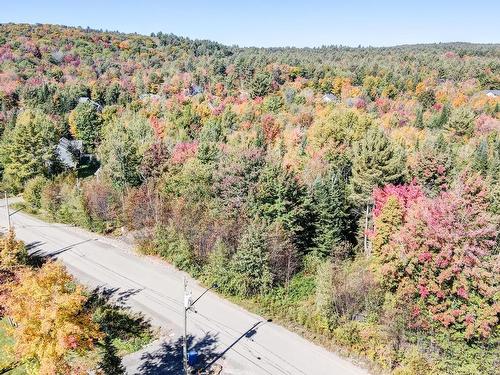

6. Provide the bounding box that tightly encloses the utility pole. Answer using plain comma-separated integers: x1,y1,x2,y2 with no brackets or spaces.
182,279,218,374
183,276,191,375
4,191,11,230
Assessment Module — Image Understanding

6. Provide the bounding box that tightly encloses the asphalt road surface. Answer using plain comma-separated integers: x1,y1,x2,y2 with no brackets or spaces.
0,198,369,375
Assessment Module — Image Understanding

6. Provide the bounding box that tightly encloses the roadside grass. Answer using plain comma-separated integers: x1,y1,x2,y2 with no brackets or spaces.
11,199,368,371
12,200,362,371
88,290,157,358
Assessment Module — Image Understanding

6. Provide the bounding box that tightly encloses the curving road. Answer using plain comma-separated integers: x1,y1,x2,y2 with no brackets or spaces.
0,198,368,375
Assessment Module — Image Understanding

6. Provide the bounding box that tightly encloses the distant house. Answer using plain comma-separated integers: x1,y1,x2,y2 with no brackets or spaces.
345,97,366,108
56,137,84,169
482,90,500,98
139,93,162,101
322,93,339,103
78,97,103,111
187,85,203,96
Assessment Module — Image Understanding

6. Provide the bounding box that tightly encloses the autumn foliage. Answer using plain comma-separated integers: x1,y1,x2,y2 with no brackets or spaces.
2,262,102,374
0,23,499,374
372,174,499,340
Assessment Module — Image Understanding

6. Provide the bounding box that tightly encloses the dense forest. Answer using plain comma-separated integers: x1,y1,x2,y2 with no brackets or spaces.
0,23,499,374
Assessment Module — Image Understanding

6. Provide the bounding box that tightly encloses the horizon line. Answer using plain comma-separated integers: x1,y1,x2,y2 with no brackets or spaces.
2,22,500,50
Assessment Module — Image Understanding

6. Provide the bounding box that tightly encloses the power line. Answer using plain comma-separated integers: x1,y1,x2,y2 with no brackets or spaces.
13,223,301,374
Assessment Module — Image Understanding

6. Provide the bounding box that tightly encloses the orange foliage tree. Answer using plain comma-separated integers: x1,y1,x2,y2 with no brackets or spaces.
3,262,102,374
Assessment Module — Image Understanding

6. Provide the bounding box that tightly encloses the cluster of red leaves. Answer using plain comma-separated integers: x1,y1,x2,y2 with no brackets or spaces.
475,114,500,135
0,45,14,63
149,116,165,139
262,114,280,144
171,141,198,164
372,182,424,218
374,173,499,340
0,72,19,95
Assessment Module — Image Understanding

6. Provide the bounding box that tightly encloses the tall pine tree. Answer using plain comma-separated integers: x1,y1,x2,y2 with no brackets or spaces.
250,163,313,252
230,220,272,296
350,127,405,206
311,172,351,258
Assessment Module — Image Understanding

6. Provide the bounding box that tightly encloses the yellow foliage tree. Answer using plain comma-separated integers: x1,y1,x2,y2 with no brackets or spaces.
0,230,27,268
307,106,373,156
4,262,102,375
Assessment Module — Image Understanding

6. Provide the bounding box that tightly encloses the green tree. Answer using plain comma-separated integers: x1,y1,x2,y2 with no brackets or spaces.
230,220,272,296
98,111,153,188
413,106,424,129
350,127,405,206
445,106,475,137
23,175,48,210
250,163,313,252
68,101,102,151
308,106,373,152
429,103,451,129
311,172,351,257
372,196,403,257
250,72,272,98
417,89,435,109
473,139,489,176
104,82,121,105
0,109,61,191
202,239,233,293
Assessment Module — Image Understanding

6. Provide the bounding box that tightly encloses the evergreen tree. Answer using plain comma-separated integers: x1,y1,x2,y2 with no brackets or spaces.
350,127,405,206
446,106,475,137
230,221,272,296
202,239,233,294
473,139,489,176
413,106,424,129
311,172,351,257
429,103,451,129
250,72,272,98
250,163,313,252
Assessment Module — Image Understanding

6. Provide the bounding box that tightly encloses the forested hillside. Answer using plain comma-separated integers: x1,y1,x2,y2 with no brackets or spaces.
0,23,499,374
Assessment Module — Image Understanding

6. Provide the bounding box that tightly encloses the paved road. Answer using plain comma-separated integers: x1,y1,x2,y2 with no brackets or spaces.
0,199,368,375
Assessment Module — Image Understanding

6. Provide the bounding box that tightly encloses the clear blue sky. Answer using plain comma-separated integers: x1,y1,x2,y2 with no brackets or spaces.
1,0,499,47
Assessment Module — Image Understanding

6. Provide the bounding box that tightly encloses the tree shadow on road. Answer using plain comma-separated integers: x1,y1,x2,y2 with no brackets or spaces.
25,238,97,267
137,333,220,375
86,287,154,374
24,240,46,267
85,286,150,339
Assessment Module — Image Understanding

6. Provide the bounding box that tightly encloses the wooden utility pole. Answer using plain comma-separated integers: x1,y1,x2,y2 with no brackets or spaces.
364,204,369,256
5,191,11,230
183,276,191,375
182,279,217,374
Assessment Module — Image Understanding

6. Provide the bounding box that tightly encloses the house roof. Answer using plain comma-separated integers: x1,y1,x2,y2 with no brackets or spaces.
56,137,83,169
78,97,103,110
482,90,500,97
322,93,338,102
